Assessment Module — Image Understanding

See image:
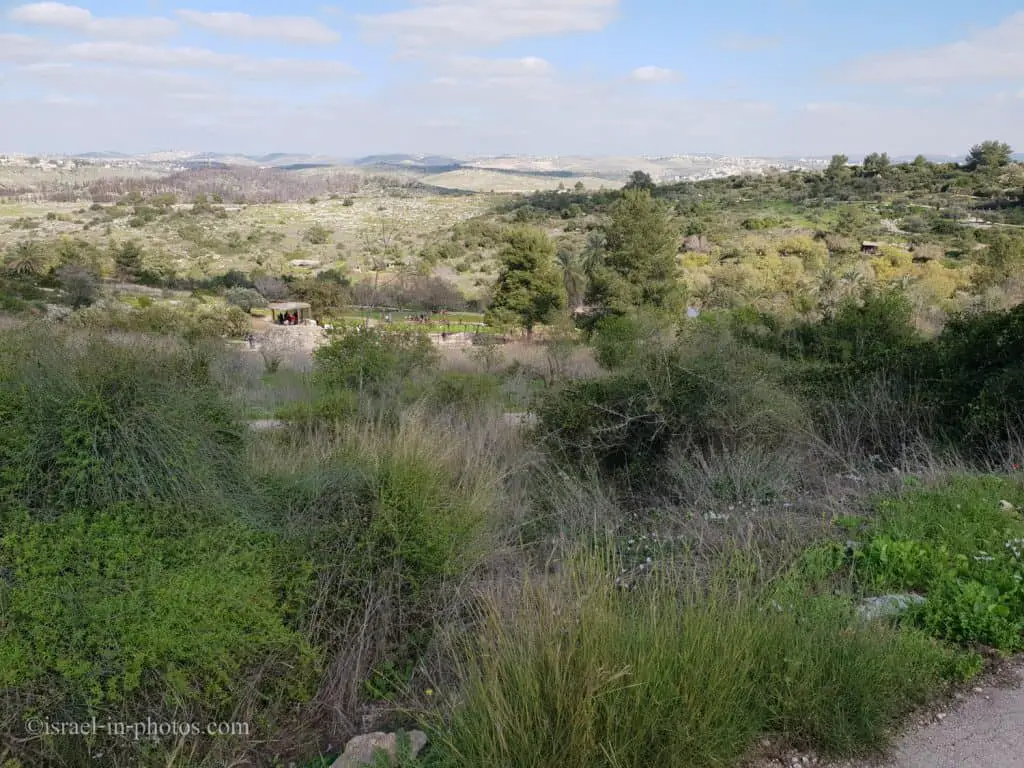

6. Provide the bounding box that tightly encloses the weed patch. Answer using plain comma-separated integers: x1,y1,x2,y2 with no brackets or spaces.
800,476,1024,652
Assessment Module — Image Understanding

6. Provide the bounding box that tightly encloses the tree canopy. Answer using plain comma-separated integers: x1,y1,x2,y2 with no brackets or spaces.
487,226,567,334
624,170,655,193
585,188,682,316
966,141,1014,171
862,152,891,175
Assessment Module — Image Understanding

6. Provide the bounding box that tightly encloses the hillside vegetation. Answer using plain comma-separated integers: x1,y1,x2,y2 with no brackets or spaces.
2,142,1024,767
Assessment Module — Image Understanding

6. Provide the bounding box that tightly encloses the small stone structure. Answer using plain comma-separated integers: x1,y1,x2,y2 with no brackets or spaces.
250,324,328,370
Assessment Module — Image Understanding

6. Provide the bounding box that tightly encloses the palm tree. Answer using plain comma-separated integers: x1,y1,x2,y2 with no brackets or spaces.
3,241,48,276
817,269,841,316
557,247,587,310
582,230,606,278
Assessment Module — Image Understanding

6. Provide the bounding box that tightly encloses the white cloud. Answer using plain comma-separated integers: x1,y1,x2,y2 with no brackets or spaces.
63,41,357,79
17,60,216,94
843,11,1024,84
0,33,50,61
5,73,1022,160
8,3,177,40
629,66,678,83
443,55,552,76
360,0,619,50
176,10,341,46
803,102,859,114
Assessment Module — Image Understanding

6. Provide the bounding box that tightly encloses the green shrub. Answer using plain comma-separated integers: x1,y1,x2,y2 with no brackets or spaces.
252,420,496,731
0,328,245,515
257,420,494,602
70,301,251,340
424,372,502,412
741,216,784,230
224,286,268,313
276,388,359,425
731,300,1024,457
366,451,487,592
304,224,332,244
590,311,668,369
315,328,438,399
536,326,808,477
926,305,1024,449
782,288,921,367
0,327,319,766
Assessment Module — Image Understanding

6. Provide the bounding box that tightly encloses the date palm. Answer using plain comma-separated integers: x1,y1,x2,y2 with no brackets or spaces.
557,246,587,309
4,241,48,276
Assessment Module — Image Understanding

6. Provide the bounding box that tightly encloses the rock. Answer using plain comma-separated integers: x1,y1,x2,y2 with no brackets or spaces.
682,234,712,253
289,259,322,268
248,419,286,431
331,731,428,768
43,303,72,320
502,411,539,429
857,593,926,621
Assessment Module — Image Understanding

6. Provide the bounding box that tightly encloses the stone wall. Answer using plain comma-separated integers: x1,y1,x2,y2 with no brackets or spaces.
252,325,328,366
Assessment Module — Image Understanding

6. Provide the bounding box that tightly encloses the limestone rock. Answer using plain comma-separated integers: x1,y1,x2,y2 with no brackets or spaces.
330,730,428,768
857,593,926,621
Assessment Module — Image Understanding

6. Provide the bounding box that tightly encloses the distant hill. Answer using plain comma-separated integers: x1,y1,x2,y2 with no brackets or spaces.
354,154,463,169
75,151,131,159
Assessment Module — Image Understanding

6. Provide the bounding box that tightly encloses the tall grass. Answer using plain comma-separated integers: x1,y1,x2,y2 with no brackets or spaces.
249,409,517,745
427,551,963,768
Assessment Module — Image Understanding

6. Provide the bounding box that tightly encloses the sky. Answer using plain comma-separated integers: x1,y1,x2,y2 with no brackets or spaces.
1,0,1023,158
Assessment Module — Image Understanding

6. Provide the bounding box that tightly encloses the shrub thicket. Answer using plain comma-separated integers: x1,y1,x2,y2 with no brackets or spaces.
536,323,809,480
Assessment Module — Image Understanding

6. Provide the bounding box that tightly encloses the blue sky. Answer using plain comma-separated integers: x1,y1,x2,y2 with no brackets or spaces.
1,0,1022,157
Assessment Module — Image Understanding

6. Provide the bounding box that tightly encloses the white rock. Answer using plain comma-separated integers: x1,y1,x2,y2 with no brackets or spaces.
857,593,926,621
331,731,428,768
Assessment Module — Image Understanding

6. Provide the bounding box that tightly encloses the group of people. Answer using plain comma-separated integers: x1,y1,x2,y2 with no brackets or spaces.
275,312,301,325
